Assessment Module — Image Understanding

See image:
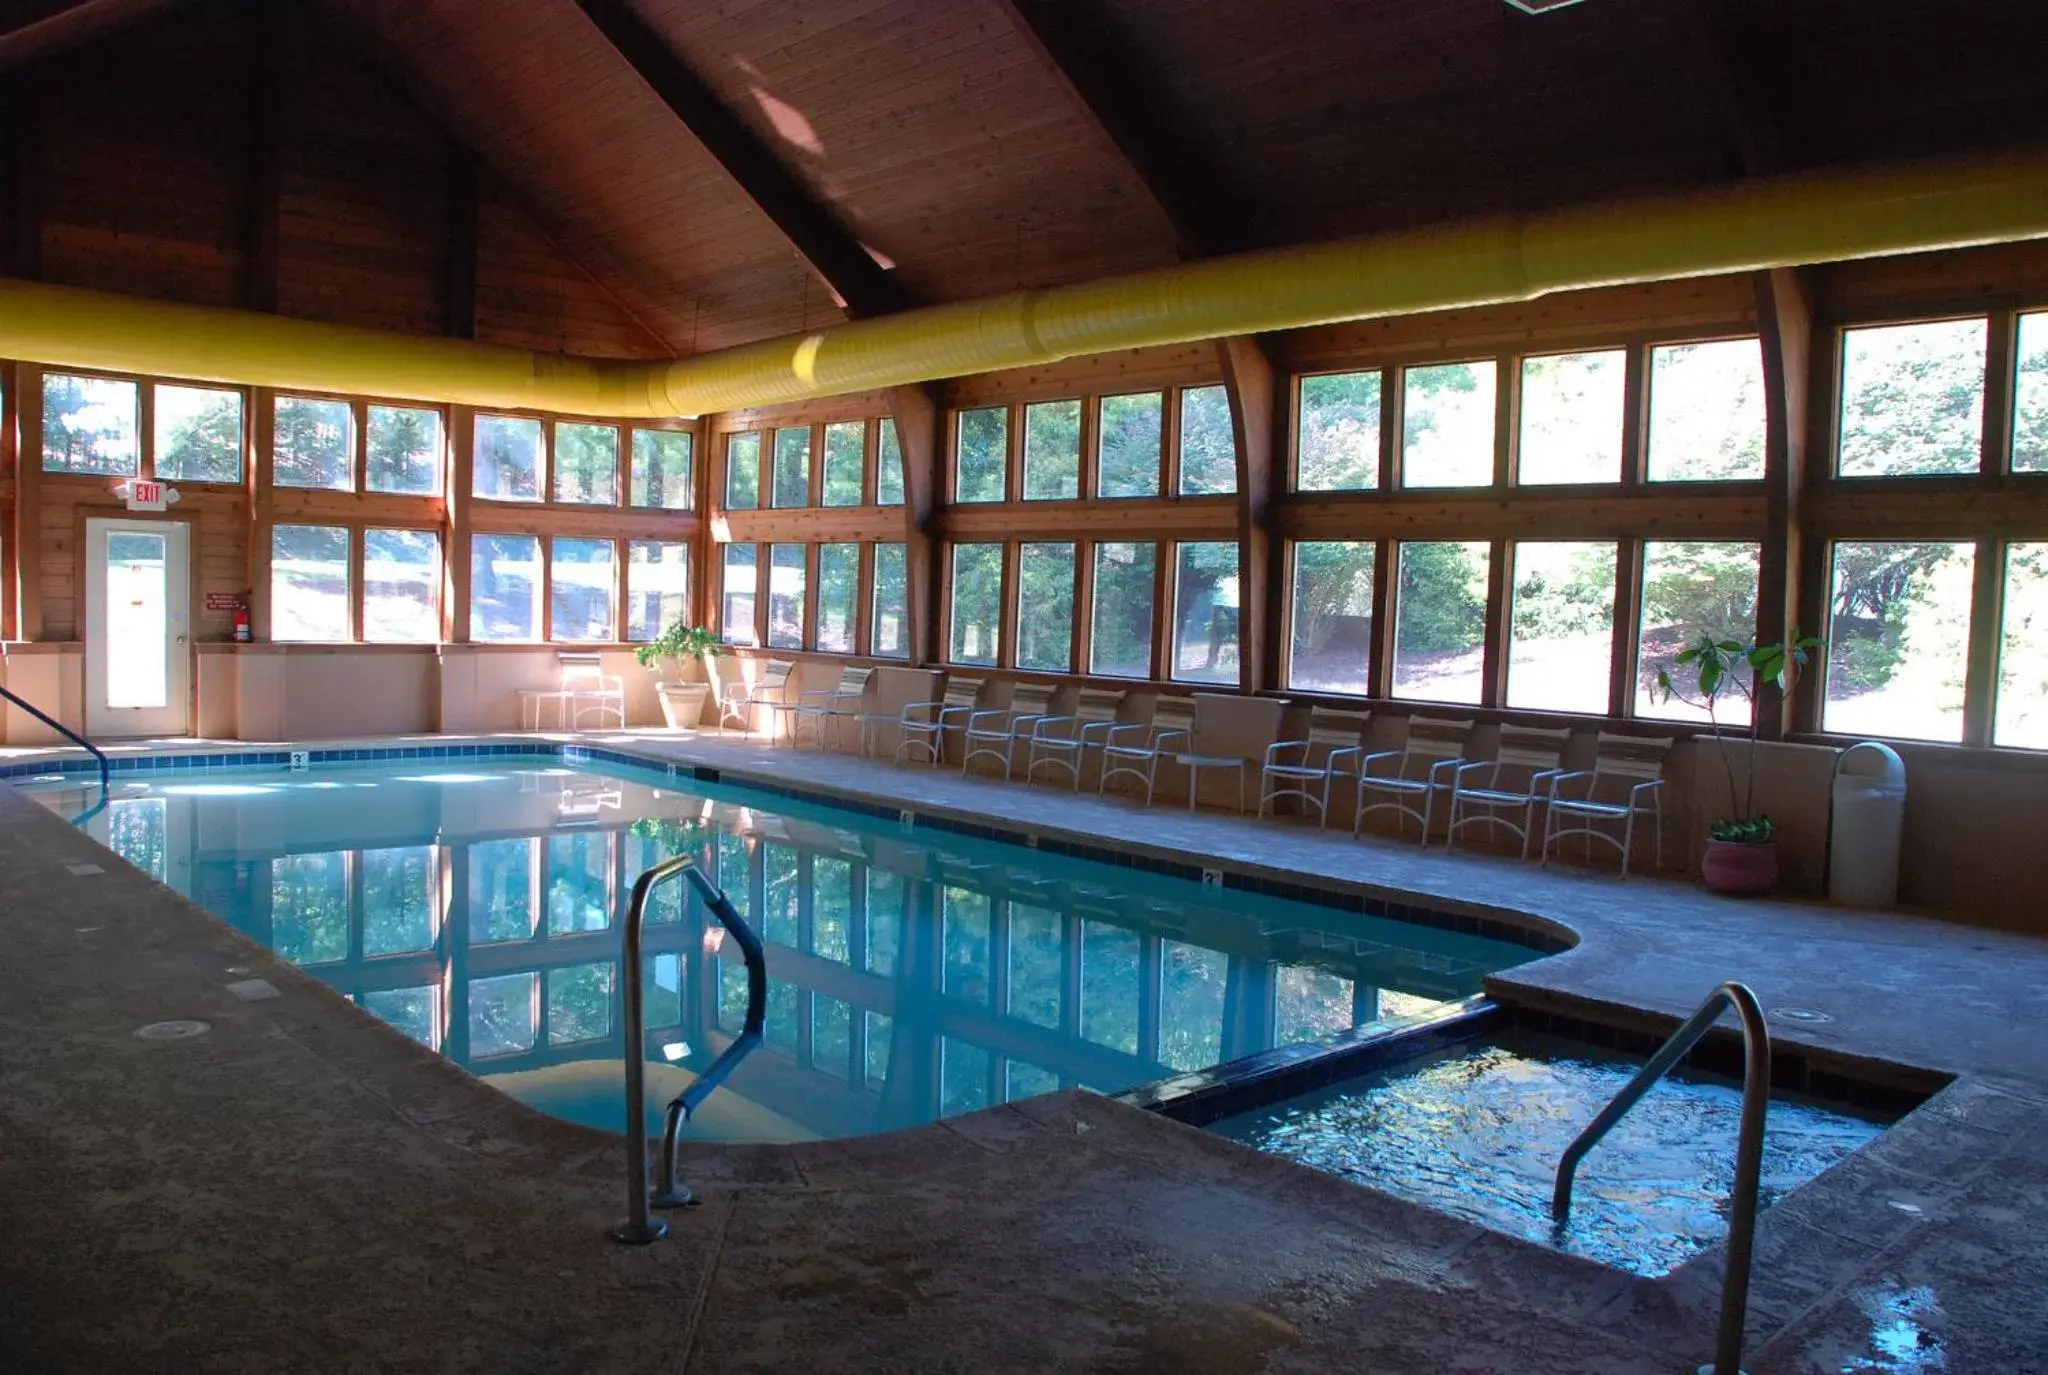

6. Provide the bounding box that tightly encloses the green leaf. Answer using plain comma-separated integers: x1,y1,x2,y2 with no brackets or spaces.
1717,639,1743,653
1675,647,1700,665
1700,657,1722,695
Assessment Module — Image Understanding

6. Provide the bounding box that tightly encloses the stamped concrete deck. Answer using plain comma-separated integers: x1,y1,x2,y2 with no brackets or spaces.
4,727,2047,1372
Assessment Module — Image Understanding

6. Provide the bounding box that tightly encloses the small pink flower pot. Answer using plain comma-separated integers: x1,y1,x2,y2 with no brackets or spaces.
1701,840,1779,897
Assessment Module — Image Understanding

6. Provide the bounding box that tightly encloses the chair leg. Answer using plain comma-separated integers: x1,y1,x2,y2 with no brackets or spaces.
1621,810,1638,880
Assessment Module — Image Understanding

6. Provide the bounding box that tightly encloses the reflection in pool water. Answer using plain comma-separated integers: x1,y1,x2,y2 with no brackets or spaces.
47,757,1533,1143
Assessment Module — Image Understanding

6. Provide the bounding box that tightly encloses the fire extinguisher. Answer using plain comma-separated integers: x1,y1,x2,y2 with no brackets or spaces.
234,607,252,642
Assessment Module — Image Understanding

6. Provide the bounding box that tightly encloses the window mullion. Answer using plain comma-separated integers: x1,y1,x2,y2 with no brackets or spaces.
1962,537,2005,748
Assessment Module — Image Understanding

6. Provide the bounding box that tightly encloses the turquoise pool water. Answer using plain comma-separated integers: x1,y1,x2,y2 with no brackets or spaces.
32,754,1535,1142
1211,1029,1892,1275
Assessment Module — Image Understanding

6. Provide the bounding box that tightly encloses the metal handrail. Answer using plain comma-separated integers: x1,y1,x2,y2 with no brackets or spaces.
1,682,111,823
613,855,765,1246
1552,982,1769,1375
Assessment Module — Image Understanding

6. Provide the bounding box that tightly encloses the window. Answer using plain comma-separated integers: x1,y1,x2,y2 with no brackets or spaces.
725,432,761,509
1391,540,1490,703
365,405,440,495
1098,392,1163,498
876,419,905,505
630,428,693,508
1178,385,1237,495
822,421,865,506
626,541,689,642
547,964,613,1045
42,373,138,475
722,544,760,645
1288,541,1374,694
1838,319,1986,477
468,838,536,942
1090,541,1155,678
771,426,811,507
1635,541,1760,723
1023,400,1081,500
1823,540,1974,741
1507,541,1616,713
553,422,618,504
274,396,353,490
470,534,542,641
955,407,1007,502
551,537,614,641
768,543,806,648
1007,905,1061,1028
271,524,350,641
474,414,542,501
1080,919,1140,1053
1172,541,1239,685
949,543,1003,664
1402,361,1496,488
1517,350,1624,485
1647,339,1766,481
1297,371,1380,491
361,847,436,955
469,972,537,1056
154,384,242,483
2017,314,2048,474
1997,543,2048,748
871,542,908,658
817,543,858,653
271,852,348,965
1016,542,1076,671
363,529,439,643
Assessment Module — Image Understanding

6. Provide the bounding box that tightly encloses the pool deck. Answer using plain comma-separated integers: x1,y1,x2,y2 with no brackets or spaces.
4,727,2047,1372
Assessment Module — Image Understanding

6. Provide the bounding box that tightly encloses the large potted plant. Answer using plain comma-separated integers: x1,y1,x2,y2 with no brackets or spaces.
1654,629,1821,897
635,622,725,730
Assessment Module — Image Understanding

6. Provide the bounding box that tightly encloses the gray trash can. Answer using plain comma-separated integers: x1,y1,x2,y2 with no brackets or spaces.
1829,742,1906,908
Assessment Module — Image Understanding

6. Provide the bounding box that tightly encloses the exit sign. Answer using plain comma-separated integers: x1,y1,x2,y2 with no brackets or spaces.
122,478,171,511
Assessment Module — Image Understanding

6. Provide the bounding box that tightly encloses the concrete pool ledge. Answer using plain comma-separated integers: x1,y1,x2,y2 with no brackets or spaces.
7,733,2048,1369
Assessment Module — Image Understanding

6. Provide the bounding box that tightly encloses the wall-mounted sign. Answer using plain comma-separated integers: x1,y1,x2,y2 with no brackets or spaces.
204,591,247,612
120,479,180,512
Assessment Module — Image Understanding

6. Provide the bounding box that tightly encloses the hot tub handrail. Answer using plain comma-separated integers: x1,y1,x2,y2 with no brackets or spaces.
613,855,765,1246
1,682,110,823
1551,981,1769,1375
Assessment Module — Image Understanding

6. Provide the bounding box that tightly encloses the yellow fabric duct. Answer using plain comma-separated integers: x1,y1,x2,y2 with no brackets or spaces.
2,153,2045,418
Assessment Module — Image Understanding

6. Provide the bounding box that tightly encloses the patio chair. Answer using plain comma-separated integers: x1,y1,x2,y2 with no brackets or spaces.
793,666,874,750
1166,693,1285,813
1023,688,1126,790
1258,707,1373,827
518,651,625,731
961,682,1060,779
1355,714,1474,845
1099,696,1197,804
895,675,988,767
718,658,797,741
1446,724,1573,859
1541,732,1674,878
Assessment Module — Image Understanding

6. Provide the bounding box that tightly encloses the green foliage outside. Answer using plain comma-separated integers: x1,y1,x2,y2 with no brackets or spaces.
818,542,860,651
1290,540,1373,689
956,408,1006,502
476,414,541,499
772,427,811,507
1509,543,1613,641
365,405,438,494
1090,542,1155,676
1396,541,1486,656
554,422,618,504
156,387,243,484
822,421,865,506
1023,400,1080,500
1838,319,1985,477
1298,371,1380,490
950,543,1002,663
876,419,905,505
726,432,762,509
360,847,433,956
1017,542,1076,670
872,542,909,657
631,429,693,507
546,962,614,1044
1825,541,1965,690
271,852,347,965
275,396,351,489
1098,392,1162,497
1401,362,1494,487
42,372,137,474
1177,385,1237,495
1173,541,1238,679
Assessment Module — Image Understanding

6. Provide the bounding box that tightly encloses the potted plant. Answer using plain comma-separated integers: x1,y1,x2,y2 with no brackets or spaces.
1653,629,1821,897
635,622,726,730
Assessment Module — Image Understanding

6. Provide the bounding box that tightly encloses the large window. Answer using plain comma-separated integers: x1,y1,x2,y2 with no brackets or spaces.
1171,542,1239,685
1998,543,2048,748
471,534,542,641
722,544,760,645
1023,400,1081,500
2017,313,2048,474
1517,351,1623,485
956,408,1007,502
630,428,693,508
771,427,811,508
1288,541,1374,694
1823,540,1975,741
1090,542,1155,678
1635,541,1760,723
1837,319,1986,477
1298,371,1380,491
725,432,761,509
275,396,353,491
550,537,614,641
627,541,690,642
363,528,439,642
1178,385,1236,495
817,543,859,653
871,542,908,658
1098,392,1162,498
1402,362,1496,488
1017,542,1076,671
154,385,243,484
768,543,806,648
949,543,1003,664
1506,541,1616,714
366,405,441,495
271,524,350,641
1646,339,1766,482
1391,540,1489,703
876,419,905,505
42,373,138,475
822,421,865,506
474,414,542,501
553,422,618,505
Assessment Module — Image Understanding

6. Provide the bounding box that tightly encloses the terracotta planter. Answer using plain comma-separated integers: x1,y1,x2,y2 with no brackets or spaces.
656,682,711,730
1701,839,1779,897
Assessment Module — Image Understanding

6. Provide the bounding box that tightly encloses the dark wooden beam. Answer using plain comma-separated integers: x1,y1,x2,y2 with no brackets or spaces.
238,0,283,313
0,0,189,71
1216,336,1282,693
443,147,478,340
571,0,908,319
885,383,946,666
0,68,41,277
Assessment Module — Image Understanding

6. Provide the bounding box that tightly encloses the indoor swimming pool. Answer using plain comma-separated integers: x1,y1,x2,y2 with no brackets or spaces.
28,750,1538,1142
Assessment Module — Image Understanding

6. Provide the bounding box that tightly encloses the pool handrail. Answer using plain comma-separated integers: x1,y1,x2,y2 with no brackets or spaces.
613,855,765,1246
0,682,111,824
1551,981,1769,1375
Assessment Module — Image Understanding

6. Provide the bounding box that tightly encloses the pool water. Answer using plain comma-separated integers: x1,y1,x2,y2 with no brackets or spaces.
1210,1030,1892,1275
33,755,1534,1143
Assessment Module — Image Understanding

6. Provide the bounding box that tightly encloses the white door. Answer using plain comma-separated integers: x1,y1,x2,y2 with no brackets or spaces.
85,518,191,737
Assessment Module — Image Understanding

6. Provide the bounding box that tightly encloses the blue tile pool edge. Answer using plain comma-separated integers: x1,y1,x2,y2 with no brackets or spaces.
2,738,1577,960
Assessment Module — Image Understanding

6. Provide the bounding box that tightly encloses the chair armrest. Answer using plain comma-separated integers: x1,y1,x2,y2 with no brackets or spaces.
898,699,942,724
936,704,979,727
1359,748,1404,778
1453,759,1495,781
1323,745,1363,777
965,708,1010,731
1029,713,1077,740
1104,721,1153,746
1546,769,1594,799
1154,729,1192,753
798,687,836,706
1425,756,1464,784
1078,719,1120,745
1264,739,1310,766
1630,777,1667,798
